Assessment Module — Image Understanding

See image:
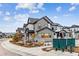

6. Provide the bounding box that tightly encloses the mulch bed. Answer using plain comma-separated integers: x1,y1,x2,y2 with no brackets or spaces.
10,41,44,48
42,47,53,52
74,46,79,53
42,47,79,54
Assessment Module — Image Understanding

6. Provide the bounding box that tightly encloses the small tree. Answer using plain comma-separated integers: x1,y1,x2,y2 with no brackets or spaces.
12,31,22,42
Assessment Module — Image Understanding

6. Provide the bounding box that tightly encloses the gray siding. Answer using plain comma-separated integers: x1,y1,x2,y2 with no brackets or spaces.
35,18,52,32
35,29,54,42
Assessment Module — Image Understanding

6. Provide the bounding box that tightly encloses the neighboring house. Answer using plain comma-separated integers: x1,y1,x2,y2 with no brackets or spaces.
55,29,69,38
75,31,79,39
16,27,24,34
62,26,70,32
53,23,63,32
23,18,39,41
0,32,6,38
69,25,79,38
5,33,15,38
0,32,3,38
70,25,79,32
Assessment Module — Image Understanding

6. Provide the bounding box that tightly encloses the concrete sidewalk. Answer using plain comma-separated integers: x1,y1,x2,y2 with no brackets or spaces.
0,39,20,56
1,40,79,56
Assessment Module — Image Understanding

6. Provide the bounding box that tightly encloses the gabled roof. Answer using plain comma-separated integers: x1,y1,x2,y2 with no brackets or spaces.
55,29,68,33
23,23,34,28
75,31,79,33
16,27,23,31
0,31,2,33
53,23,63,27
42,16,54,25
37,27,54,32
28,16,54,25
28,17,39,24
0,31,3,35
24,16,55,27
23,24,27,27
60,30,69,33
63,26,70,29
71,25,79,28
24,16,63,27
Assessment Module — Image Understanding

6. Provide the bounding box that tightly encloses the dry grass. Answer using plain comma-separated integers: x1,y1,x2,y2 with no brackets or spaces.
10,41,45,48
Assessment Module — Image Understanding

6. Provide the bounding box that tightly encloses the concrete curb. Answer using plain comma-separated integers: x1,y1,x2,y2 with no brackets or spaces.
1,41,36,56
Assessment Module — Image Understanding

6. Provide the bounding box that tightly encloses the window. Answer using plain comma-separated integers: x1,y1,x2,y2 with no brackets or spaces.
52,27,54,30
41,33,51,38
48,24,51,28
38,24,41,29
74,29,76,32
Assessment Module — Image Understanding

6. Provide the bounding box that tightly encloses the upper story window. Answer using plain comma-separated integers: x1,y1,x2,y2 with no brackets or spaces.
38,24,41,29
74,28,76,31
52,27,54,31
48,24,51,28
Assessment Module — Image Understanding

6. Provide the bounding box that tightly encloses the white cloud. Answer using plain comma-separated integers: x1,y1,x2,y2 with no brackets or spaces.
2,13,29,32
37,3,45,10
16,3,45,14
16,3,36,10
4,16,12,21
29,10,39,13
69,3,78,12
14,14,29,22
69,6,76,12
5,11,10,15
56,6,62,12
70,3,79,6
0,4,2,7
63,14,70,16
0,11,3,15
53,16,58,19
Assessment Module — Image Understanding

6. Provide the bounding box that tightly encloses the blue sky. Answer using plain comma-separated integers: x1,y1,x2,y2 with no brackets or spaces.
0,3,79,33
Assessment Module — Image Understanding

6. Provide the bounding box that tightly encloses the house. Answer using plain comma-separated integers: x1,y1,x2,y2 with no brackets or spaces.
5,33,15,38
70,25,79,32
17,16,79,43
69,25,79,38
23,18,39,41
75,31,79,39
62,26,70,32
16,27,24,33
23,16,61,42
53,23,63,32
0,32,3,38
0,31,6,38
16,16,79,44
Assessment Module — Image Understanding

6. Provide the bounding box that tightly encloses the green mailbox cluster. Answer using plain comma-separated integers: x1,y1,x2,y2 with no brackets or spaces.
67,38,75,47
53,39,66,49
59,39,66,49
53,39,60,49
53,38,75,51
